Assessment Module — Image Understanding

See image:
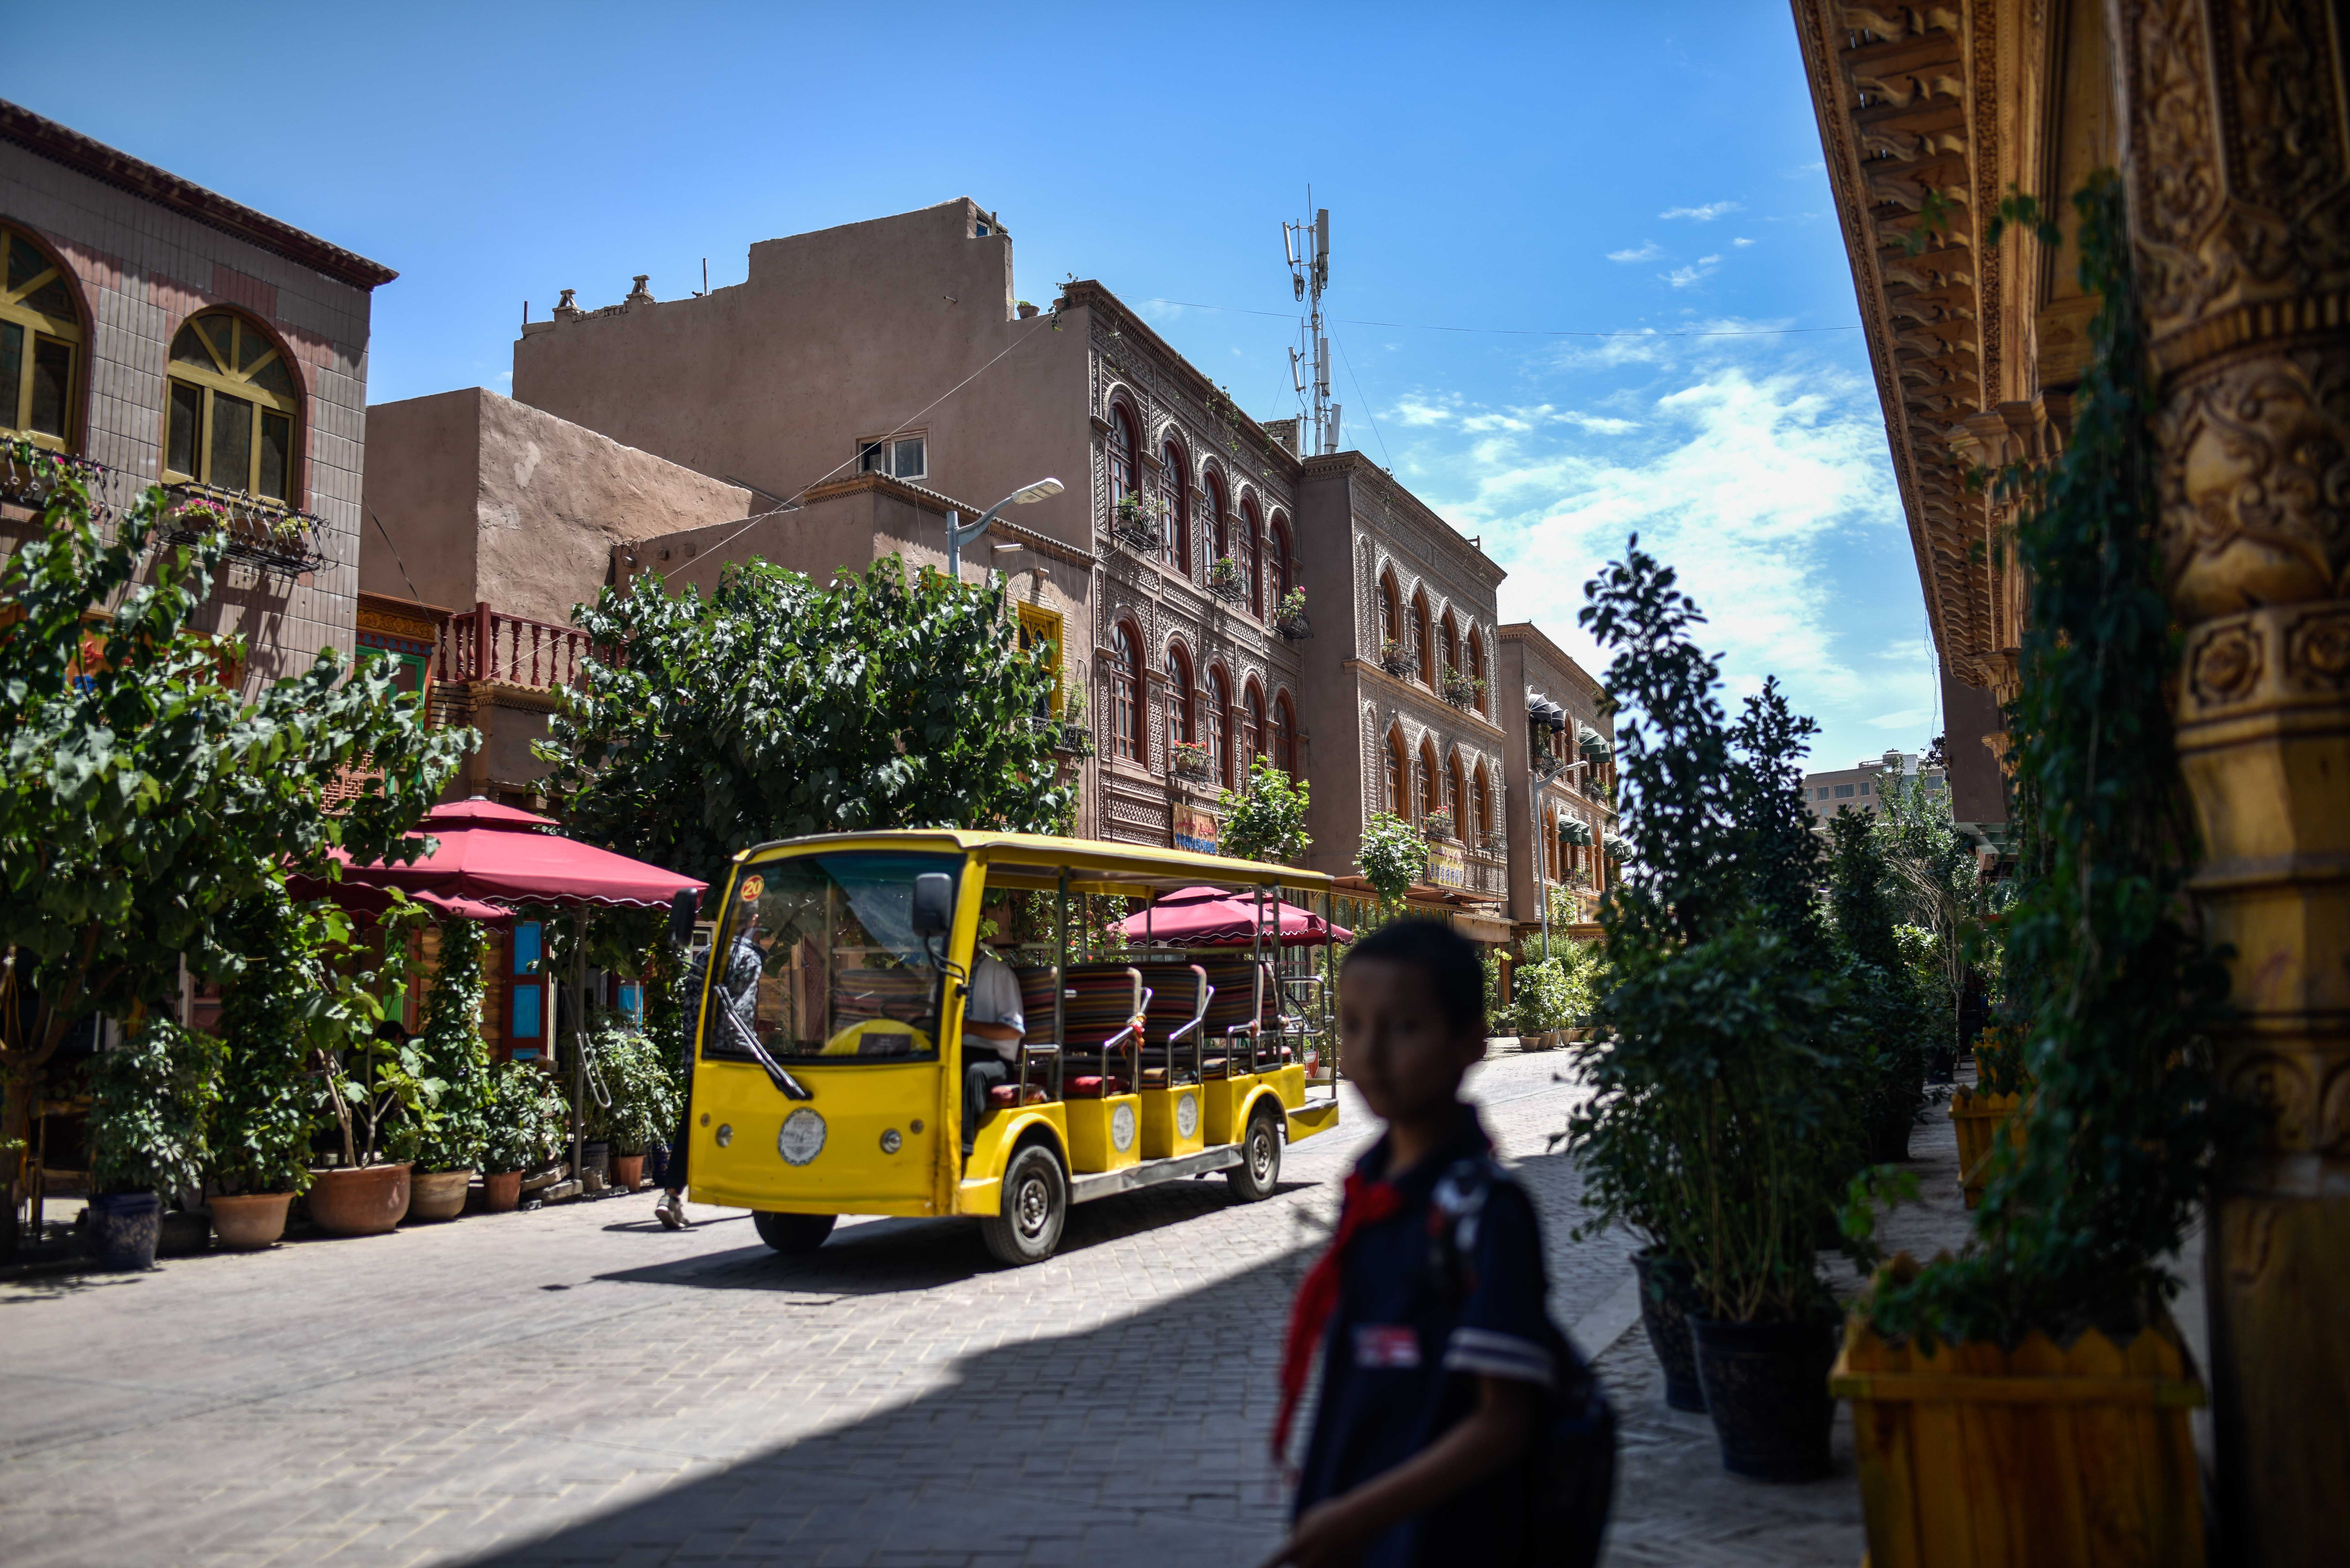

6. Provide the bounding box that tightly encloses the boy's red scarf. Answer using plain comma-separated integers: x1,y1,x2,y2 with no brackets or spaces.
1272,1170,1405,1463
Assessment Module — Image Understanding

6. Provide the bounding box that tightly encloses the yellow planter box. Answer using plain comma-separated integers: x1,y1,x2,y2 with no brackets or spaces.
1833,1297,2205,1566
1949,1088,2027,1209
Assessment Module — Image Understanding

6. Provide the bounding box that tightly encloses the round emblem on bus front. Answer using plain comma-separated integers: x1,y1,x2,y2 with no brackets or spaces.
1176,1092,1199,1139
879,1128,903,1155
714,1123,733,1148
777,1108,827,1165
1111,1102,1137,1153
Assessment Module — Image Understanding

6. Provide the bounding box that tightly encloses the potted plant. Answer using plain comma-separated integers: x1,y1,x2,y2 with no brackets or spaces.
85,1018,220,1270
1110,493,1161,552
1834,181,2225,1563
1170,739,1213,781
1206,554,1248,605
406,917,492,1221
1570,543,1856,1479
1441,668,1483,710
585,1016,681,1191
1272,586,1310,640
207,887,333,1250
309,1031,441,1237
1376,639,1414,680
1421,808,1456,843
481,1058,568,1211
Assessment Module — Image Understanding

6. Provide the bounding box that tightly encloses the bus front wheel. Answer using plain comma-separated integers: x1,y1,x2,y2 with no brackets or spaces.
980,1143,1067,1266
1227,1103,1283,1202
753,1211,838,1254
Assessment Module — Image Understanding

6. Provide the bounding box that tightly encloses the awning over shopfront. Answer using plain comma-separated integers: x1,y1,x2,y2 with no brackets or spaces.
290,797,706,913
1118,886,1354,949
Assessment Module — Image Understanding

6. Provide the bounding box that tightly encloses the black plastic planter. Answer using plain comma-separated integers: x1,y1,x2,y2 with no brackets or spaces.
1688,1315,1837,1482
85,1191,162,1272
1631,1249,1707,1413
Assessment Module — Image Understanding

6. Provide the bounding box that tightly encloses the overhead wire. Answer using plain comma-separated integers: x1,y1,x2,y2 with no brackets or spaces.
1137,298,1862,338
1332,337,1394,472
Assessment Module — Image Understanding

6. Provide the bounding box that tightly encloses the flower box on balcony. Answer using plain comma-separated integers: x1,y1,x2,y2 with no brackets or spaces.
159,482,326,577
1442,670,1486,711
1206,555,1249,606
1171,741,1213,781
1111,494,1163,554
1273,587,1311,641
1423,810,1456,842
1377,640,1416,680
0,438,104,511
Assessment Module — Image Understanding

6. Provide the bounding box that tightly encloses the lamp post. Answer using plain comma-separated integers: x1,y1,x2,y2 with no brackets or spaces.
946,477,1064,578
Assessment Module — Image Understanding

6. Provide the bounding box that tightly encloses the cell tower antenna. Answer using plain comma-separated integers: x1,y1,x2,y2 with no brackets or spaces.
1283,192,1338,455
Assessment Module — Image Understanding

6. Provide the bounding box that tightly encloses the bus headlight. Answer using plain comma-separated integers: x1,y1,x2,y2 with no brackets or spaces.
778,1108,827,1165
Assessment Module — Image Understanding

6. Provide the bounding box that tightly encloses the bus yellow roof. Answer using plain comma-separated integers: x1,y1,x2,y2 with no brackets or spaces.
732,829,1334,895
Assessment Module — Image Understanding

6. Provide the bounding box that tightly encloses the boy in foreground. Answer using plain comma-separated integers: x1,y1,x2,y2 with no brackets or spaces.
1264,920,1610,1568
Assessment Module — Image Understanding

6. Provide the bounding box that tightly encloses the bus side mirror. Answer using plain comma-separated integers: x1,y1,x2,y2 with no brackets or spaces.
668,888,699,948
911,873,954,938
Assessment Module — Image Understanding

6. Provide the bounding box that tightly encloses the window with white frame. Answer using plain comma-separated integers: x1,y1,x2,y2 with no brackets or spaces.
855,431,927,481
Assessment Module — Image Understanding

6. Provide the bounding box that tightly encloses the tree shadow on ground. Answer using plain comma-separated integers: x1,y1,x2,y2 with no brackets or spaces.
472,1230,1319,1567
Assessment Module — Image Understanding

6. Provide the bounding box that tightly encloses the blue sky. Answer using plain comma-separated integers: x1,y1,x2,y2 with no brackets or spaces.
6,1,1937,770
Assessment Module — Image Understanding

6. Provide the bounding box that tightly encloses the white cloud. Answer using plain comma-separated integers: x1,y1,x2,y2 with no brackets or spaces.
1607,240,1664,263
1732,237,1756,247
1661,258,1719,288
1661,201,1741,221
1869,706,1933,728
1397,358,1905,735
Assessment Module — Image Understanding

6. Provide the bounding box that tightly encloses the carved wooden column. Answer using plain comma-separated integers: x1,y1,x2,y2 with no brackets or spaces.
2110,3,2350,1561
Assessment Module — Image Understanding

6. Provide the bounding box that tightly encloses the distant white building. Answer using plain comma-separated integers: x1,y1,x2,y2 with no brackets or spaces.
1805,750,1943,824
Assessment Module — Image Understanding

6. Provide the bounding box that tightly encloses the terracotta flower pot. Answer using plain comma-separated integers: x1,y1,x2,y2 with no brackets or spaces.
209,1192,293,1250
483,1171,523,1212
610,1154,645,1192
407,1169,474,1222
307,1162,411,1236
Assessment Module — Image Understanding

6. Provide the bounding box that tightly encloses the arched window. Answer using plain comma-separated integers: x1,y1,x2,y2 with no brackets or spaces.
1108,403,1140,509
1275,693,1299,779
1270,515,1294,599
1243,682,1266,770
1441,614,1460,678
1447,754,1466,831
1164,643,1194,760
1208,667,1232,786
1,223,84,452
166,311,301,502
1112,622,1144,764
1385,728,1408,815
1242,498,1264,616
1411,592,1433,684
1472,763,1491,845
1467,630,1488,716
1205,471,1229,561
1158,437,1189,574
1378,571,1401,650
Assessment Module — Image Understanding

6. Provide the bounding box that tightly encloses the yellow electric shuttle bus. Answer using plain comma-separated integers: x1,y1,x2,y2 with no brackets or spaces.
677,830,1344,1265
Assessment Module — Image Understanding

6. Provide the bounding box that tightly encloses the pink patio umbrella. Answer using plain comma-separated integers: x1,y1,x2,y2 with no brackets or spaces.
286,797,706,912
1118,886,1353,949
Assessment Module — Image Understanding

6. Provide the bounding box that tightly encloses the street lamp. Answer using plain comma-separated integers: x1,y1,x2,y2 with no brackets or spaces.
946,477,1064,577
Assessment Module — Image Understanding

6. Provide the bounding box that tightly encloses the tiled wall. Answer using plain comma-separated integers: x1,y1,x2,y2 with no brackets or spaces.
2,145,375,690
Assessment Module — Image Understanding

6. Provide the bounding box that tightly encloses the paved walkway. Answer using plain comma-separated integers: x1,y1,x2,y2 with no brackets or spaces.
2,1050,2000,1565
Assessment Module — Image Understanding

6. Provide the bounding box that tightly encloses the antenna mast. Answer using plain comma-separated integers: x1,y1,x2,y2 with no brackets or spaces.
1285,198,1338,455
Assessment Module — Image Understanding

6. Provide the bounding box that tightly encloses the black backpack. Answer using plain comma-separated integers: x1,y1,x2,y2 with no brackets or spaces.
1428,1156,1617,1568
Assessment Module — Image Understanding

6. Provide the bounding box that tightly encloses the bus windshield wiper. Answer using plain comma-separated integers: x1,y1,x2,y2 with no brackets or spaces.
724,1011,814,1101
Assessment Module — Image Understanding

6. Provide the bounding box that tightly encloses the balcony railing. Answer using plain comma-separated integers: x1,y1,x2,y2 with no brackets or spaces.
159,483,326,577
0,439,104,511
437,602,593,690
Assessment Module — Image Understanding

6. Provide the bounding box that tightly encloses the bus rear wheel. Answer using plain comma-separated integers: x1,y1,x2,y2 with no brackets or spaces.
753,1211,837,1254
980,1143,1067,1266
1227,1103,1283,1202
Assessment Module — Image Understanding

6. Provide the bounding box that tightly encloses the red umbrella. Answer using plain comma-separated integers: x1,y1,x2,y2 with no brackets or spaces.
1118,886,1353,949
292,880,517,926
290,797,706,912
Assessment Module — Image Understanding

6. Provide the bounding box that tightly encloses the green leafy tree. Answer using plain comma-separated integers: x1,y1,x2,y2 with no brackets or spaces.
584,1016,682,1157
1873,767,1984,1061
86,1019,220,1197
0,463,469,1172
481,1059,570,1176
1355,812,1428,916
1217,758,1311,866
412,918,491,1173
209,886,343,1195
1567,541,1854,1323
1865,175,2233,1348
1827,808,1928,1161
538,557,1072,885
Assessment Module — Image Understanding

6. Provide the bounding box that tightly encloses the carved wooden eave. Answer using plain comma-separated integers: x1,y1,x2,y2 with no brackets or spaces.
1792,2,2008,692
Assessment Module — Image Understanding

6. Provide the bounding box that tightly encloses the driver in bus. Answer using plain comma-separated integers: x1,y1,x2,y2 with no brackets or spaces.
959,942,1027,1158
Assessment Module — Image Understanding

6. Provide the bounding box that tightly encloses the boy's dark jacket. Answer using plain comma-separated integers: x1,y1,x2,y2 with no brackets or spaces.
1283,1110,1614,1568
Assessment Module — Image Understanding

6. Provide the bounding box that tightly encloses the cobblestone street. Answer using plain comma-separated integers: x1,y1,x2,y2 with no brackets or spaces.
1,1050,1985,1566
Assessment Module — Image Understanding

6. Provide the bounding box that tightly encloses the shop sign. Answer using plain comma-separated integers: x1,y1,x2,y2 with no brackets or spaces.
1174,804,1218,855
1427,840,1468,888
